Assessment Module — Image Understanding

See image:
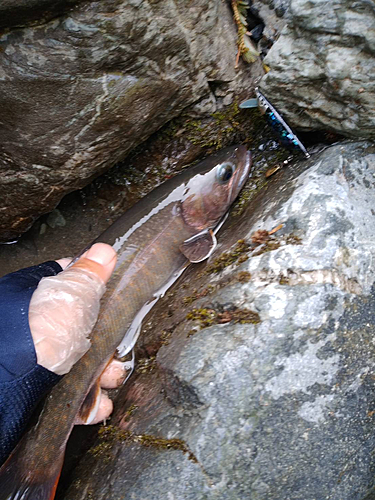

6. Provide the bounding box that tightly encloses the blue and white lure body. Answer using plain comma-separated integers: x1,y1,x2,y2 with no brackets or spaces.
240,88,310,159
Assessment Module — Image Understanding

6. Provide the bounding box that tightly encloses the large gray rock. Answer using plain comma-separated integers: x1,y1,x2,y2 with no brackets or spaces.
0,0,259,241
259,0,375,140
61,141,375,500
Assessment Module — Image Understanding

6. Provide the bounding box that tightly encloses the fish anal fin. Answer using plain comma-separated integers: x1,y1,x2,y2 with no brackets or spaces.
77,380,101,425
0,440,63,500
180,229,217,263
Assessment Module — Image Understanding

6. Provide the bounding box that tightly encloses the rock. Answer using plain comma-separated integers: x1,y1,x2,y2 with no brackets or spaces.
259,0,375,140
46,208,66,228
259,0,290,18
61,141,375,500
0,0,84,30
251,0,289,41
0,0,261,241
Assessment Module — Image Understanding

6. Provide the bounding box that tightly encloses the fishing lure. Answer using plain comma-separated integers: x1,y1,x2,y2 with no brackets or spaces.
240,88,310,158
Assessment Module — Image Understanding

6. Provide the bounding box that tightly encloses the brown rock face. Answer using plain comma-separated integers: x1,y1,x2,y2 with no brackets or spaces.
0,0,258,241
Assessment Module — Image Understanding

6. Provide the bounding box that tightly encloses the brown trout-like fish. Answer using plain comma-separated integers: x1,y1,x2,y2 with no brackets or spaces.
0,145,251,500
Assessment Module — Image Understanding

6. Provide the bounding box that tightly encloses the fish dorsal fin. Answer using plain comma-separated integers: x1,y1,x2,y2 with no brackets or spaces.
180,229,217,263
77,380,101,425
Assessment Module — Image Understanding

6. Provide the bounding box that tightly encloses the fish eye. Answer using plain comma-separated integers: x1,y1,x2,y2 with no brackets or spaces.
216,162,235,184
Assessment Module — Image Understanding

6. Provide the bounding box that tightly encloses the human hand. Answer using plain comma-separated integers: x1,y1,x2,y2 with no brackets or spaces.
0,244,128,464
0,243,126,466
29,242,127,424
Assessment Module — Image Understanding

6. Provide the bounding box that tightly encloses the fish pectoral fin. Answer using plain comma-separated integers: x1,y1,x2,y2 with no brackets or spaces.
76,380,101,425
180,229,217,263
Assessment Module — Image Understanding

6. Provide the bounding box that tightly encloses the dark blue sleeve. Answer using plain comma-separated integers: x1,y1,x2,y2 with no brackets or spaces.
0,261,64,465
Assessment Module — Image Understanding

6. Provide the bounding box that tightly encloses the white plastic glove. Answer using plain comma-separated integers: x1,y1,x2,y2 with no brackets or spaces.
29,243,126,424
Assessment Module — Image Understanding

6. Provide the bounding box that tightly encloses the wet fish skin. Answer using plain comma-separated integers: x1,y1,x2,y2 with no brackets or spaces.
0,145,251,500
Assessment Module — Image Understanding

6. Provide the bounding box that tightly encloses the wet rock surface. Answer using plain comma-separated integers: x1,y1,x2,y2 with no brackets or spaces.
59,141,375,500
0,0,260,241
258,0,375,140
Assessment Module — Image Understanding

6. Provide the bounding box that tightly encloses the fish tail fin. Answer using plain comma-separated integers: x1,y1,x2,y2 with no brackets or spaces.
0,441,64,500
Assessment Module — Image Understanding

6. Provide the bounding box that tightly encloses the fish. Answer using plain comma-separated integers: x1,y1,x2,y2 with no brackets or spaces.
0,145,251,500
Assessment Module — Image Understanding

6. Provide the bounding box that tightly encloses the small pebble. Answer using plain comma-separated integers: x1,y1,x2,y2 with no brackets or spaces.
46,209,66,228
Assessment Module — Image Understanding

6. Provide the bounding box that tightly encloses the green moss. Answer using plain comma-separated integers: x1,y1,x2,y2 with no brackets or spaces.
286,234,302,245
186,306,261,330
124,404,139,421
136,356,156,374
231,177,267,217
227,308,261,324
252,233,302,257
160,329,172,345
237,271,252,283
252,240,281,256
211,111,227,122
182,285,216,305
204,239,250,274
98,425,131,441
183,294,198,306
212,102,240,124
187,329,198,338
91,425,198,463
237,254,249,264
133,435,198,462
157,116,186,140
186,308,216,328
199,233,301,278
89,440,118,462
185,101,245,150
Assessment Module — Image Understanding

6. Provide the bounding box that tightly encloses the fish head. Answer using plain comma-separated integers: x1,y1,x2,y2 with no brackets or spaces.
180,145,251,232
